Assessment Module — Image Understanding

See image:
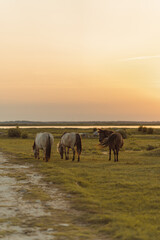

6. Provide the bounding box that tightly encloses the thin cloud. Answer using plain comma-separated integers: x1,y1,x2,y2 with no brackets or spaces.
119,55,160,62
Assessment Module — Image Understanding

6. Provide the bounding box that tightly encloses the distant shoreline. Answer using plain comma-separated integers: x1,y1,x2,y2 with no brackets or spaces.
0,121,160,126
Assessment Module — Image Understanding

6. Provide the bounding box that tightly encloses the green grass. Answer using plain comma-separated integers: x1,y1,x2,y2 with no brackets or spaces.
0,128,160,239
22,186,51,202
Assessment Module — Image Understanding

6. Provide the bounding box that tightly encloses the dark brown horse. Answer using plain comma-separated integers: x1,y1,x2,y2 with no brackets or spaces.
98,129,113,143
102,132,123,162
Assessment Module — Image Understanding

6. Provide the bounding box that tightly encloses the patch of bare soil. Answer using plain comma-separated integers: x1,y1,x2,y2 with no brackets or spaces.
0,153,105,240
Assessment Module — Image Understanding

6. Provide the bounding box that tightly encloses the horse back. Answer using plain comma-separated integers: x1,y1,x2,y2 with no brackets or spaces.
61,133,82,153
102,132,123,149
109,133,123,148
35,132,54,148
61,132,76,147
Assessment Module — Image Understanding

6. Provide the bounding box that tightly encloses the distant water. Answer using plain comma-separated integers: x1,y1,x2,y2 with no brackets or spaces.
0,125,160,129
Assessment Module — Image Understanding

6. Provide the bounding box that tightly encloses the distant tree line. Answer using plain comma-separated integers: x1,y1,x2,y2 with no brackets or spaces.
138,126,154,134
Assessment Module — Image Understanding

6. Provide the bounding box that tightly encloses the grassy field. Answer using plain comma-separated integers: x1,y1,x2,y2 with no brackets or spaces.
0,127,160,240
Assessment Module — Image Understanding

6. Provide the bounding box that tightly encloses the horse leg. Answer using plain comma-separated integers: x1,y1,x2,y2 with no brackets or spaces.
72,148,75,161
43,149,46,161
64,147,67,160
109,147,111,161
113,149,116,162
67,148,69,160
116,148,119,162
44,148,48,162
61,147,63,159
77,147,80,162
37,149,40,160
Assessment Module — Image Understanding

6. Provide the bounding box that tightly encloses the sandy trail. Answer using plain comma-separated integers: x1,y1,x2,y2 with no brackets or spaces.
0,152,106,240
0,153,77,240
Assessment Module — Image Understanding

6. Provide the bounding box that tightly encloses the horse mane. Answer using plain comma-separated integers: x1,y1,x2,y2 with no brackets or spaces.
98,128,114,144
60,132,67,141
75,133,82,155
61,132,67,137
101,129,113,134
46,135,51,161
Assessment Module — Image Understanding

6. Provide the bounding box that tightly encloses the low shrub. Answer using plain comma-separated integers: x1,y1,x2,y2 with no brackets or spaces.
147,128,154,134
21,132,28,139
138,125,143,131
146,145,156,151
8,126,21,138
144,148,160,156
132,147,142,151
142,127,147,133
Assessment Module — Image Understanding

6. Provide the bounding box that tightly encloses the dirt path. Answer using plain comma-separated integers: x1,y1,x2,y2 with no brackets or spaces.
0,153,105,240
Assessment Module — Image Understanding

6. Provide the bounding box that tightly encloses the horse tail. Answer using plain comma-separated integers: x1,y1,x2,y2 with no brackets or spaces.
46,134,51,161
75,134,82,155
101,137,109,147
102,133,115,147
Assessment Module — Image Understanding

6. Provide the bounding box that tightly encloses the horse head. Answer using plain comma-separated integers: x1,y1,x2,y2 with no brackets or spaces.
98,129,107,143
32,141,39,159
57,143,64,159
98,129,114,143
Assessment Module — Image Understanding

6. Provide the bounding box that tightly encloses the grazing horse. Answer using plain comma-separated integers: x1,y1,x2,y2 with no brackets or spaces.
57,132,82,162
33,132,54,162
102,133,123,162
98,129,113,143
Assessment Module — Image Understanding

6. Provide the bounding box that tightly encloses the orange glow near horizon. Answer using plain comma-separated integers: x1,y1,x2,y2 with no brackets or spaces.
0,0,160,121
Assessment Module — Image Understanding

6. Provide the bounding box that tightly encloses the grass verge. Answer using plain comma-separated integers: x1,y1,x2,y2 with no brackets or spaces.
0,128,159,240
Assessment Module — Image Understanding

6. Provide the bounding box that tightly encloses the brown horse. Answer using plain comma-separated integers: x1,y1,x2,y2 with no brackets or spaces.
98,129,113,143
102,133,123,162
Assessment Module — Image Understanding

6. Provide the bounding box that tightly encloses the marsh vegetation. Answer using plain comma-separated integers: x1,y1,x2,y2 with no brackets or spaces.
0,127,160,240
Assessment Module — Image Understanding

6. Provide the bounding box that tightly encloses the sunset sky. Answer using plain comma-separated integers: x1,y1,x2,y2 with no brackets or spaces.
0,0,160,121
